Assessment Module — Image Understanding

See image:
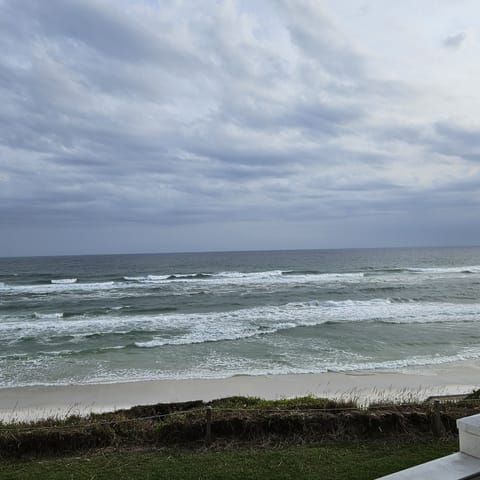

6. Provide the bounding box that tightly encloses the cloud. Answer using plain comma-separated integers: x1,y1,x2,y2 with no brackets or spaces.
443,32,467,49
0,0,479,255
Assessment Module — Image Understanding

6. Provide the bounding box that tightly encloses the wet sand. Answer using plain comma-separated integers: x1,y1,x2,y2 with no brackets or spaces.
2,360,480,422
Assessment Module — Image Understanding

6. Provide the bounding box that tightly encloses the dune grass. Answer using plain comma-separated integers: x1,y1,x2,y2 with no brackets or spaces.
0,396,470,479
2,392,477,480
0,439,458,480
1,395,478,459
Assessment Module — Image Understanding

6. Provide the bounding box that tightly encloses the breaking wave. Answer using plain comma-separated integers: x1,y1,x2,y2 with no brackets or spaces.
2,298,480,349
33,312,64,320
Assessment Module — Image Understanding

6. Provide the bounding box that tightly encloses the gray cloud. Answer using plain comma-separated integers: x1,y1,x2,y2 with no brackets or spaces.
11,0,200,69
0,0,478,255
420,121,480,162
278,0,366,78
443,32,467,49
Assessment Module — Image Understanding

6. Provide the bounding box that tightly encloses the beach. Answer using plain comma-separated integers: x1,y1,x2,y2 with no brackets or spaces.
2,248,480,422
2,249,480,390
2,359,480,422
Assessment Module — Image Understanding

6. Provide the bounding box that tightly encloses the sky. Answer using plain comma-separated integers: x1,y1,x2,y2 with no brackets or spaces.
1,0,480,256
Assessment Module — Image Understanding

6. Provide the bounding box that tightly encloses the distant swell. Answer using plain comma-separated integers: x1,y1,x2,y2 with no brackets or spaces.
7,264,478,296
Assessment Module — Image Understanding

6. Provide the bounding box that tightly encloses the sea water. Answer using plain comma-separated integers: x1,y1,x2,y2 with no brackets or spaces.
1,246,479,387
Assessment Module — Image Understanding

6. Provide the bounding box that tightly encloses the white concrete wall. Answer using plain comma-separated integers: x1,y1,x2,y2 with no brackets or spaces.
377,413,480,479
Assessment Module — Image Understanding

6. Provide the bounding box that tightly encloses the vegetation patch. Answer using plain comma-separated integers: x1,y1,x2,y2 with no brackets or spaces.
0,396,478,459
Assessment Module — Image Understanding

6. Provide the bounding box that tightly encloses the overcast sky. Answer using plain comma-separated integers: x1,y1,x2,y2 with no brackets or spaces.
1,0,479,256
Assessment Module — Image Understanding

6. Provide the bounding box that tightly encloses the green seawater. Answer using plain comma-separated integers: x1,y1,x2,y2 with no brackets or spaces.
1,246,480,386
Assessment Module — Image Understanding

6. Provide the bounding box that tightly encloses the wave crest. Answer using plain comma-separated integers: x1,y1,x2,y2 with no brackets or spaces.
33,312,64,320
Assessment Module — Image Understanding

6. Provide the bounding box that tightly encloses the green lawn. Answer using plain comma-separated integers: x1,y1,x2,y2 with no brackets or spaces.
1,439,458,480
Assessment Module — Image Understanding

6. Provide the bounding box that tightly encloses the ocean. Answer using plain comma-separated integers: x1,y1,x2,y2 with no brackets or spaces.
0,246,479,388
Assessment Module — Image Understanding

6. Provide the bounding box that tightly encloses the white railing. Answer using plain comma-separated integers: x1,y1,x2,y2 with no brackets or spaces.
377,413,480,479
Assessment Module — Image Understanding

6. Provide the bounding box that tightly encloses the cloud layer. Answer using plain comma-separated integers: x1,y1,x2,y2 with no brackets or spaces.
1,0,480,255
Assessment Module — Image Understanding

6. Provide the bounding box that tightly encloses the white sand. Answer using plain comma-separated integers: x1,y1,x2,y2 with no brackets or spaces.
2,360,480,422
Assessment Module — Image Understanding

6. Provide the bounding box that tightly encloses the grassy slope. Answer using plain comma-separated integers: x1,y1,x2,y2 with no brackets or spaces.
1,439,458,480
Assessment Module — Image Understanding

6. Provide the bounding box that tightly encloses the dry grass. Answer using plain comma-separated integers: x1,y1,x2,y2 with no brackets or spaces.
0,395,479,459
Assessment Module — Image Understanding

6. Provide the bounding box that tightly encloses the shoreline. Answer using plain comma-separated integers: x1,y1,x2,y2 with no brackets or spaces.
2,360,480,422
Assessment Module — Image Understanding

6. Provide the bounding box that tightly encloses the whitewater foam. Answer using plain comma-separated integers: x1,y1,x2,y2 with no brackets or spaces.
1,281,119,295
408,265,480,274
121,269,366,286
33,312,64,320
3,298,480,347
6,264,476,300
4,346,480,388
